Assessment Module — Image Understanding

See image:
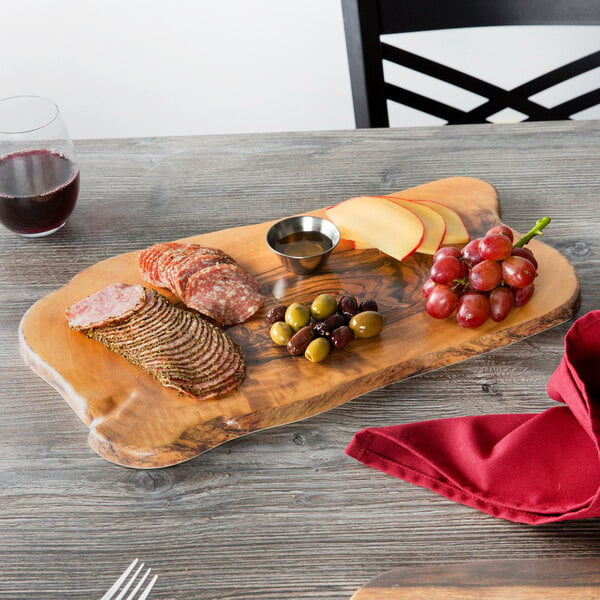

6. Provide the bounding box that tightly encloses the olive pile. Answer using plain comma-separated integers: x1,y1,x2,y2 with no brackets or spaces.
266,294,383,363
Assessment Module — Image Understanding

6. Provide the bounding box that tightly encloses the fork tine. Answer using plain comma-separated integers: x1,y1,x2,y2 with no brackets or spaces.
101,559,158,600
101,559,138,600
124,567,151,600
137,574,158,600
115,562,145,600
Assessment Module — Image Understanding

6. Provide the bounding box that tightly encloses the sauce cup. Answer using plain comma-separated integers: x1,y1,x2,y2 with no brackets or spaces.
266,216,340,275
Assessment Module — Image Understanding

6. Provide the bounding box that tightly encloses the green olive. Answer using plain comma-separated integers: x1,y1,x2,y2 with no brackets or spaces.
349,310,383,339
270,321,293,346
304,337,331,363
285,302,310,331
310,293,338,320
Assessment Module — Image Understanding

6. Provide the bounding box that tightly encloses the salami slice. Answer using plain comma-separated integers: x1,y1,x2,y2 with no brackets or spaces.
66,284,246,400
138,242,180,287
170,252,236,299
185,262,265,326
65,283,147,330
156,243,200,280
138,242,264,326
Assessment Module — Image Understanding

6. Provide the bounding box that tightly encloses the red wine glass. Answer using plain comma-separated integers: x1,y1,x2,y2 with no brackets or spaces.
0,95,80,237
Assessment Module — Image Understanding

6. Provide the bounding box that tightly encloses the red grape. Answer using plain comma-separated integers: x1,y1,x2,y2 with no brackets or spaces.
422,278,437,298
425,284,458,319
456,293,489,328
511,246,538,269
433,246,461,261
469,259,502,291
486,224,514,242
461,238,483,267
430,255,464,285
514,283,535,306
501,255,536,288
489,286,514,322
479,233,513,261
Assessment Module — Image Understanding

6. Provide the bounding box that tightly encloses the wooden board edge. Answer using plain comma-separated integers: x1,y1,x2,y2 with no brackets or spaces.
351,585,600,599
18,308,94,427
350,558,600,599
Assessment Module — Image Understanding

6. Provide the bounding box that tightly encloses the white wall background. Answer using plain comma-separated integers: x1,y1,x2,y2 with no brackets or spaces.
2,0,599,140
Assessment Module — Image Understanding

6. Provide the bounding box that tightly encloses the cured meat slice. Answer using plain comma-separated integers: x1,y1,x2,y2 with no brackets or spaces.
140,243,235,291
138,242,264,326
66,284,246,400
170,252,236,299
97,295,189,355
66,283,147,330
155,244,201,286
185,262,265,326
138,242,180,287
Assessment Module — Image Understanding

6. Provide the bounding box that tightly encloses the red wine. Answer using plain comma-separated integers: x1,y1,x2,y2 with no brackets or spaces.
0,149,79,235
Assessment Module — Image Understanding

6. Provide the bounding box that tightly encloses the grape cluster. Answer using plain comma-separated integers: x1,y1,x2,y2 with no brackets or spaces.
423,224,538,328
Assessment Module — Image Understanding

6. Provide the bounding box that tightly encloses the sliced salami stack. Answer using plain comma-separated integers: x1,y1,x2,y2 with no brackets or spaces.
66,283,246,400
138,242,264,326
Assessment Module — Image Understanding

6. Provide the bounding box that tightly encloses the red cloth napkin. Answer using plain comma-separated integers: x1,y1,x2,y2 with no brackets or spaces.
345,310,600,524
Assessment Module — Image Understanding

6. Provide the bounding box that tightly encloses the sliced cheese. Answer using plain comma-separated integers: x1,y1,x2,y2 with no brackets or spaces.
409,198,469,245
351,238,374,250
384,196,446,255
326,196,424,262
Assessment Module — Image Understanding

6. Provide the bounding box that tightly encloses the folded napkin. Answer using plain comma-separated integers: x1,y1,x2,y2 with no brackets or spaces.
346,310,600,524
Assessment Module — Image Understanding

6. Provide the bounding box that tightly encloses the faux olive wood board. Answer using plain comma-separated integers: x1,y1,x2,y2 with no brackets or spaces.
19,177,580,468
349,559,600,599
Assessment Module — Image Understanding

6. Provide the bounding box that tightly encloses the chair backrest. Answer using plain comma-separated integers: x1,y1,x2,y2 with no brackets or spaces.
341,0,600,127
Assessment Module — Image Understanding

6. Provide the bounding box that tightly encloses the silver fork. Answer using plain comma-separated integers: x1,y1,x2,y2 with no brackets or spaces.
101,559,158,600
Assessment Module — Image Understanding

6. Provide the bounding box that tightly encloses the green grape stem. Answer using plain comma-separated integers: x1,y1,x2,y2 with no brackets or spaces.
451,278,469,292
513,217,551,248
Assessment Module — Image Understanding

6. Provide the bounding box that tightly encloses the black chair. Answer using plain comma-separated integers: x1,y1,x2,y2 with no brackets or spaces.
341,0,600,127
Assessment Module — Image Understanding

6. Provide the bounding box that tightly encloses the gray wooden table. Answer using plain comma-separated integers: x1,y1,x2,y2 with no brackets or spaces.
1,121,599,599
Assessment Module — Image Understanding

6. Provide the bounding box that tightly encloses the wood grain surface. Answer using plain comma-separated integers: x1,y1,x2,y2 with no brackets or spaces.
18,177,579,467
2,121,600,600
350,559,600,599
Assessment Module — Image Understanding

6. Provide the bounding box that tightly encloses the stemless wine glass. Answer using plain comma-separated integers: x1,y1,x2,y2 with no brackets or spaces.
0,95,80,237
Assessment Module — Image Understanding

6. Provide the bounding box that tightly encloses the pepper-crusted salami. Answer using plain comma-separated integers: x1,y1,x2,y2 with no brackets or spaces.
66,283,147,330
138,242,264,326
66,283,246,400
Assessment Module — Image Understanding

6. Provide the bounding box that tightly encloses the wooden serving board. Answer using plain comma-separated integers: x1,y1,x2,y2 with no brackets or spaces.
19,177,580,468
349,559,600,599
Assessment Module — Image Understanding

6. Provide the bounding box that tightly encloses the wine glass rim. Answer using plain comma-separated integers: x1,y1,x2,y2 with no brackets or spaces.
0,95,60,134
